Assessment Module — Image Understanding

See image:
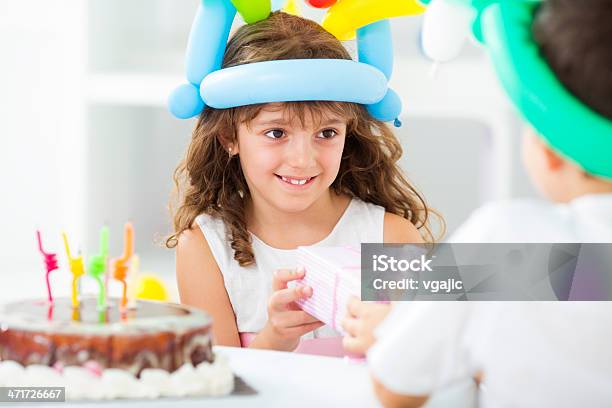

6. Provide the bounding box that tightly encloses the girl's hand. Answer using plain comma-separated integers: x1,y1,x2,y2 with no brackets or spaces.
341,297,391,354
253,267,324,351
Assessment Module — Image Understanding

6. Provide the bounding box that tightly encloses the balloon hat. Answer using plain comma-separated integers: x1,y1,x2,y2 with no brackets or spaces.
168,0,427,126
421,0,612,180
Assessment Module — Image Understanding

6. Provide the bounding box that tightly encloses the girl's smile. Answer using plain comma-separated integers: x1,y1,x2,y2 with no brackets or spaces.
275,174,319,189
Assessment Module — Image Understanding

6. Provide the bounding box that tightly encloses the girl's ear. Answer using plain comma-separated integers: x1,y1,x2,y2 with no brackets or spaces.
228,144,239,156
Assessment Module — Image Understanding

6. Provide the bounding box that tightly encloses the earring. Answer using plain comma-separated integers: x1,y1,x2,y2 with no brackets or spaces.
228,146,233,158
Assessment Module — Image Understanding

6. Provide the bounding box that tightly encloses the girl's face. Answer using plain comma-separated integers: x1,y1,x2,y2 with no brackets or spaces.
234,104,347,213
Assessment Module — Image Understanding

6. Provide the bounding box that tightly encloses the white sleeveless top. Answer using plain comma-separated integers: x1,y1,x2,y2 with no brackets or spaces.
195,198,385,338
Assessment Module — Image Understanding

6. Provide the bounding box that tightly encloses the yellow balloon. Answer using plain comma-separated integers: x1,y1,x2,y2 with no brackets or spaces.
135,275,169,302
322,0,426,41
283,0,301,16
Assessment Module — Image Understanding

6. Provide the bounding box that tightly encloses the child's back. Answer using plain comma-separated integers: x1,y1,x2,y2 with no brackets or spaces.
451,194,612,243
368,1,612,407
370,301,612,408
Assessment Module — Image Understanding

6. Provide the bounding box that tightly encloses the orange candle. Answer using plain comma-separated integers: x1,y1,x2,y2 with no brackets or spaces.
113,223,134,308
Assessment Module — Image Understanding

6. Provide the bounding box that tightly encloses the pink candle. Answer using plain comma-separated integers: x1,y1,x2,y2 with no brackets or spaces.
36,230,59,303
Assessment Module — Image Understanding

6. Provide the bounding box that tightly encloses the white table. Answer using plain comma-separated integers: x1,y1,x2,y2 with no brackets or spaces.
52,346,475,408
44,346,377,407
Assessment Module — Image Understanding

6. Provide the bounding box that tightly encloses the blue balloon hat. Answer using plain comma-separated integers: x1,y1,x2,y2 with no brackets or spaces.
201,59,388,108
169,0,403,125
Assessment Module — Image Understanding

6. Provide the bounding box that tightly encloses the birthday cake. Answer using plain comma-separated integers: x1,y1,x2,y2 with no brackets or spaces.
0,297,234,399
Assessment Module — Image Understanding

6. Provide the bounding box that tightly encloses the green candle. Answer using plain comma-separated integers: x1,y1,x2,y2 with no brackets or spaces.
88,227,109,311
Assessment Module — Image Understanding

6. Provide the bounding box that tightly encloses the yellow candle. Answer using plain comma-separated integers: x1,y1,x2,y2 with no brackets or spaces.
62,232,85,308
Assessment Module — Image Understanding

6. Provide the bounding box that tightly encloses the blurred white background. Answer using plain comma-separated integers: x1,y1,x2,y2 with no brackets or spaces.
0,0,537,303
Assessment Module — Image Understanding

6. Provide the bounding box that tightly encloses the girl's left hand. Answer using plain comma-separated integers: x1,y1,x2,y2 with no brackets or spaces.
341,297,391,354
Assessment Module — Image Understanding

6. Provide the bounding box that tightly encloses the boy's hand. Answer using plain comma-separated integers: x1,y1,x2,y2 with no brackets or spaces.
257,267,323,351
341,297,391,354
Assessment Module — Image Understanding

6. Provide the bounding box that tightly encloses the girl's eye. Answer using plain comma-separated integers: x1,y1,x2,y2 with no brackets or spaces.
318,129,338,139
264,129,285,139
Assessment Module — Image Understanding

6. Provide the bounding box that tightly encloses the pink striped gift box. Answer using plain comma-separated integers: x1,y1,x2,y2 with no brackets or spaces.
290,246,361,335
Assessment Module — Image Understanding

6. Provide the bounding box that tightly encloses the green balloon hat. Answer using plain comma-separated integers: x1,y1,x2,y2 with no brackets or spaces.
422,0,612,180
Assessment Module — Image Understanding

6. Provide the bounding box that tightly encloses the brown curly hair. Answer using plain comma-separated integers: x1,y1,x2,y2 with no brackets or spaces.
167,12,440,266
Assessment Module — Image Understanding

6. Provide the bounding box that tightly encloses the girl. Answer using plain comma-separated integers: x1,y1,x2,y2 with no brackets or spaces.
167,12,436,352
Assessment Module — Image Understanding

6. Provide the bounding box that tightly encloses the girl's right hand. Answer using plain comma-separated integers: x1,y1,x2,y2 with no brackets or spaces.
252,267,324,351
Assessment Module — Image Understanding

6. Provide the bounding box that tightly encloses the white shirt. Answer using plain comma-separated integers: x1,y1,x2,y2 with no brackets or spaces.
196,198,385,336
369,194,612,407
451,194,612,243
369,302,612,408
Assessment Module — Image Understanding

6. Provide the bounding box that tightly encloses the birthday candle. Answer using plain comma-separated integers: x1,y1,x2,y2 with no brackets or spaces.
98,308,108,324
127,254,141,308
88,227,109,311
112,222,134,308
36,230,59,303
62,232,85,308
72,307,81,322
